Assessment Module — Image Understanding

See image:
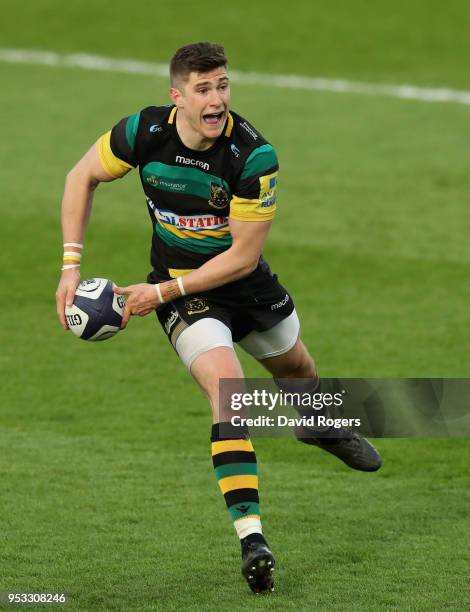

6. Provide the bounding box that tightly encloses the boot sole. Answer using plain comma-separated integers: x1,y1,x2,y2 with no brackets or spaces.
242,553,275,593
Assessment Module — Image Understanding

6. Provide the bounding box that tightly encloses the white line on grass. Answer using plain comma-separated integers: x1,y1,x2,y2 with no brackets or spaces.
2,47,470,107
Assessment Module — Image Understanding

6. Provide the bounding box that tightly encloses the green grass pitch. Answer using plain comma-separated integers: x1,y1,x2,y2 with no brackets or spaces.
1,2,470,610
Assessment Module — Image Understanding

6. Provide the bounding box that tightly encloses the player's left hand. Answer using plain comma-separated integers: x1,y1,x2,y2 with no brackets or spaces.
113,283,159,329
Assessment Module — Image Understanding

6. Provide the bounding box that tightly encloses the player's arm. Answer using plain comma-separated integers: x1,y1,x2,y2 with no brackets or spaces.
180,147,278,292
184,218,272,289
56,112,139,330
116,218,272,328
56,141,121,331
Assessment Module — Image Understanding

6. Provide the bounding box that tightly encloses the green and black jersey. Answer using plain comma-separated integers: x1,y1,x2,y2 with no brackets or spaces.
98,105,278,281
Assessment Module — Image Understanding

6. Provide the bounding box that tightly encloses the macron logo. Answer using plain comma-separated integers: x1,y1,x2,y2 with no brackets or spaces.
175,156,209,171
271,294,289,310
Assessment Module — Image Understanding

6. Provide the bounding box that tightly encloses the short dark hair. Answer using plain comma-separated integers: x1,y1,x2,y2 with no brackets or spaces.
170,42,227,84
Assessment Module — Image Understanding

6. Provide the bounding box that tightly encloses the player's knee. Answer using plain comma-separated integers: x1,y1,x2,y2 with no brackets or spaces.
274,344,317,380
299,350,317,378
281,356,316,379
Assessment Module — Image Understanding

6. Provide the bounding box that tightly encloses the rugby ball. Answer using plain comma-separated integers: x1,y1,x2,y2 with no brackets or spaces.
65,278,124,341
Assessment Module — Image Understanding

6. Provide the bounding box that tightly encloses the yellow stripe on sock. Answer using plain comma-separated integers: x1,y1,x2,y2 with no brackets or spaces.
218,474,258,494
211,439,254,455
233,514,261,522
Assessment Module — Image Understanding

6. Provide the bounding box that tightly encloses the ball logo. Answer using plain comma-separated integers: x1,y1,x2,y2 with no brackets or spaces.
66,313,82,326
78,278,102,292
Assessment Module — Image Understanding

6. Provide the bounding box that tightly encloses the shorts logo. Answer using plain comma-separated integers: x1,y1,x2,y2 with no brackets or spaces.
186,297,209,315
208,183,230,210
164,309,179,334
271,294,289,310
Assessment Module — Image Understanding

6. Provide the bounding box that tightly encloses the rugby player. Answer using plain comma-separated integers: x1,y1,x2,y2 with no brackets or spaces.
56,42,381,594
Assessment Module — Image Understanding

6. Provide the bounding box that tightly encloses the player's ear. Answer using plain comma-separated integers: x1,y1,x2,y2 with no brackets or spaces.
169,86,184,109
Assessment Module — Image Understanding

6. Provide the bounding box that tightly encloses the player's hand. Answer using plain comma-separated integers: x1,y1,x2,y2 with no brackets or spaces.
113,283,159,329
56,268,81,330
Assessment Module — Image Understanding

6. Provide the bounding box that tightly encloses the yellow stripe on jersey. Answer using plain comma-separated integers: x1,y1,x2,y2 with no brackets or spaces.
229,196,276,221
168,268,195,278
211,439,255,455
218,474,259,494
98,131,133,178
157,219,230,240
229,170,278,221
168,107,177,124
225,113,234,137
158,221,197,240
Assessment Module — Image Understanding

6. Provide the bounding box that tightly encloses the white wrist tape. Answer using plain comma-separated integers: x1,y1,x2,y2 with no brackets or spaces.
177,276,186,296
63,242,83,249
61,264,81,270
155,283,165,304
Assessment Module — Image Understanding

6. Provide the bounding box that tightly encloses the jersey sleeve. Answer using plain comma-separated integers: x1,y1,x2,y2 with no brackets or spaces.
97,111,141,178
229,144,278,222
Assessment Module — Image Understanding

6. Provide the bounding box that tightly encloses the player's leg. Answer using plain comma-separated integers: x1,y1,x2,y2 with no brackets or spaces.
190,346,274,593
188,345,244,422
156,300,274,593
238,311,382,471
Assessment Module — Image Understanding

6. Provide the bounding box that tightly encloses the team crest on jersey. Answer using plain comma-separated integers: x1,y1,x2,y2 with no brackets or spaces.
185,297,209,315
209,183,230,210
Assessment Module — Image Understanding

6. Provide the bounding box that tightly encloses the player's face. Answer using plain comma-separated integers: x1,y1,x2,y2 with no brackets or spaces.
172,67,230,143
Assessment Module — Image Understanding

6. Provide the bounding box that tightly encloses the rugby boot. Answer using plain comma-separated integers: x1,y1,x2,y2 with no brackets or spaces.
241,534,275,594
295,425,382,472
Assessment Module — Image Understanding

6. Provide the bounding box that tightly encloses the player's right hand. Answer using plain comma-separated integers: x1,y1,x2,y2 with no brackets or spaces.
56,268,81,330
